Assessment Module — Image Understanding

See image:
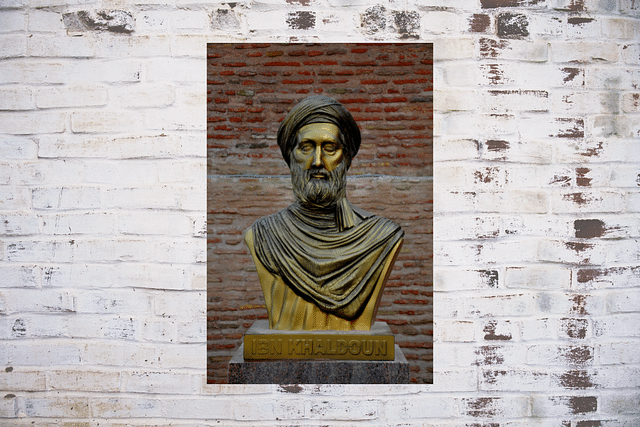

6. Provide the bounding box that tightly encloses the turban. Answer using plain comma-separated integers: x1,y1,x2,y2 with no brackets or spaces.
277,95,361,168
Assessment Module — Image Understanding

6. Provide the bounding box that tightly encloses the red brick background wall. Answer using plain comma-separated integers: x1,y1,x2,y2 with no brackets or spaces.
207,43,433,383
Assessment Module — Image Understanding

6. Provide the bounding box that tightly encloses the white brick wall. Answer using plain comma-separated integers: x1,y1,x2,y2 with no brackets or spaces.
1,0,639,426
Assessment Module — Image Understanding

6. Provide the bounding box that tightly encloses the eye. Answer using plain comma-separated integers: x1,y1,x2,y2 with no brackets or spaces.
297,142,314,154
323,143,337,154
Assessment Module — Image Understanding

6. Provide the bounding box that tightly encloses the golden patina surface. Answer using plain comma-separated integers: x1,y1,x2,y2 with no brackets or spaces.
244,95,404,332
244,228,402,330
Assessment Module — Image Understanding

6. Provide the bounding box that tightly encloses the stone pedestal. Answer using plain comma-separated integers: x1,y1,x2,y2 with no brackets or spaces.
228,321,409,384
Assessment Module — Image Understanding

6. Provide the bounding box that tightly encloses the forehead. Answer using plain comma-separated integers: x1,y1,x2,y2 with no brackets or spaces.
296,123,341,142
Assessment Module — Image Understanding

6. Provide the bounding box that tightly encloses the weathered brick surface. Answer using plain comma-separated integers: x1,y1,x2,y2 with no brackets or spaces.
0,1,638,426
207,43,433,177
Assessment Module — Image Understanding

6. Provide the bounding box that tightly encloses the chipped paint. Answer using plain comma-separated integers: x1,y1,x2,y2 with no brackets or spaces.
469,14,491,32
574,219,605,238
483,321,512,340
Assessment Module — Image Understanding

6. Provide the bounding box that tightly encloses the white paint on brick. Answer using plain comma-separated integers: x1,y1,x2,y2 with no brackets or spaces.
0,2,637,426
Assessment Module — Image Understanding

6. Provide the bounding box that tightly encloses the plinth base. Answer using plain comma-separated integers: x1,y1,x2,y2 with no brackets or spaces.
229,344,409,384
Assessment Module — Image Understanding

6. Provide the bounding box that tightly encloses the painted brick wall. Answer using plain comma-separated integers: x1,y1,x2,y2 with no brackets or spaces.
2,1,640,426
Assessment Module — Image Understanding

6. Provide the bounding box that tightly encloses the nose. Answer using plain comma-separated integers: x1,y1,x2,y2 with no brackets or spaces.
313,145,323,168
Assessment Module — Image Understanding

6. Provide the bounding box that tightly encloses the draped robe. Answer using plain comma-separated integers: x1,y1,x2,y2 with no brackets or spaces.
248,199,404,329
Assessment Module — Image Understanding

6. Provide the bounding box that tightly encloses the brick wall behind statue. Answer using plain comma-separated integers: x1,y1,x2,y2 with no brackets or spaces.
2,1,640,426
206,43,433,384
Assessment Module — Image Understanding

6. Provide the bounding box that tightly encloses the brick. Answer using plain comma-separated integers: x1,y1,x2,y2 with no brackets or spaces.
421,11,460,35
607,290,640,313
602,17,639,39
0,34,26,58
528,344,595,367
5,240,74,263
506,266,572,290
479,38,548,61
27,34,96,57
0,265,39,288
538,239,606,265
71,59,142,84
382,396,455,419
550,191,624,213
68,315,142,341
621,43,640,65
594,314,640,338
527,12,566,37
32,186,100,210
0,87,35,110
0,370,46,391
435,268,500,292
480,368,550,391
521,317,558,341
71,110,141,134
433,38,475,60
9,342,82,366
35,85,108,109
0,11,26,32
598,342,640,365
0,137,37,159
567,17,602,39
550,41,619,63
162,397,234,419
532,395,598,417
74,289,152,314
434,138,479,161
27,10,65,32
90,396,163,418
436,320,476,342
123,371,199,394
594,365,640,389
461,396,529,418
154,291,204,319
476,190,549,213
117,211,193,236
233,395,305,420
600,391,640,416
464,293,536,317
1,289,74,314
47,369,121,392
0,61,67,84
110,84,175,108
7,314,66,338
0,214,39,236
147,58,205,82
171,10,209,30
0,111,66,134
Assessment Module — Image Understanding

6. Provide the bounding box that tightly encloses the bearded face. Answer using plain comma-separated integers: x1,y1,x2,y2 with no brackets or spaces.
291,159,347,209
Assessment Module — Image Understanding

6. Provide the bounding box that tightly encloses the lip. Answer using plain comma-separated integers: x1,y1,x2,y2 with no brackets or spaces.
311,174,328,179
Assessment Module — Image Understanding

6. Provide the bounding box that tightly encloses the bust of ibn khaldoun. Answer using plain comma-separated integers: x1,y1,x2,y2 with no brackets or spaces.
243,95,404,331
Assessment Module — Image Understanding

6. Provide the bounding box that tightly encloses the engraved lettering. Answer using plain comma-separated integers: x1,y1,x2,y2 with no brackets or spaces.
302,338,312,355
337,339,347,355
314,339,326,355
374,340,387,356
289,338,301,355
362,339,374,356
327,339,337,355
257,338,269,355
270,338,282,355
348,339,361,355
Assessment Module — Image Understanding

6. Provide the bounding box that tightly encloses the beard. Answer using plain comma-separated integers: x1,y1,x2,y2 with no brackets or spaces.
291,161,347,209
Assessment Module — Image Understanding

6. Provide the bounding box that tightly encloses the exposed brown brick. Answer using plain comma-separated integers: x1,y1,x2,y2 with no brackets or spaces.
574,219,605,238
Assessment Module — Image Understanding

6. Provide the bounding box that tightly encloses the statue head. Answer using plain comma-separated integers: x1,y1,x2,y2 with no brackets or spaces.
277,96,361,208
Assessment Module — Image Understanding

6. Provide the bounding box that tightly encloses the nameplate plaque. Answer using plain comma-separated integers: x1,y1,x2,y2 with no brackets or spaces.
243,320,395,361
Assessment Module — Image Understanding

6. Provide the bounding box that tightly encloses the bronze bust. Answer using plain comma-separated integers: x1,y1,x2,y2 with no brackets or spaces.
243,95,404,331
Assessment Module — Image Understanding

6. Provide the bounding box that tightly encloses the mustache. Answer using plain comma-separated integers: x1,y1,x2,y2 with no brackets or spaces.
291,162,347,208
